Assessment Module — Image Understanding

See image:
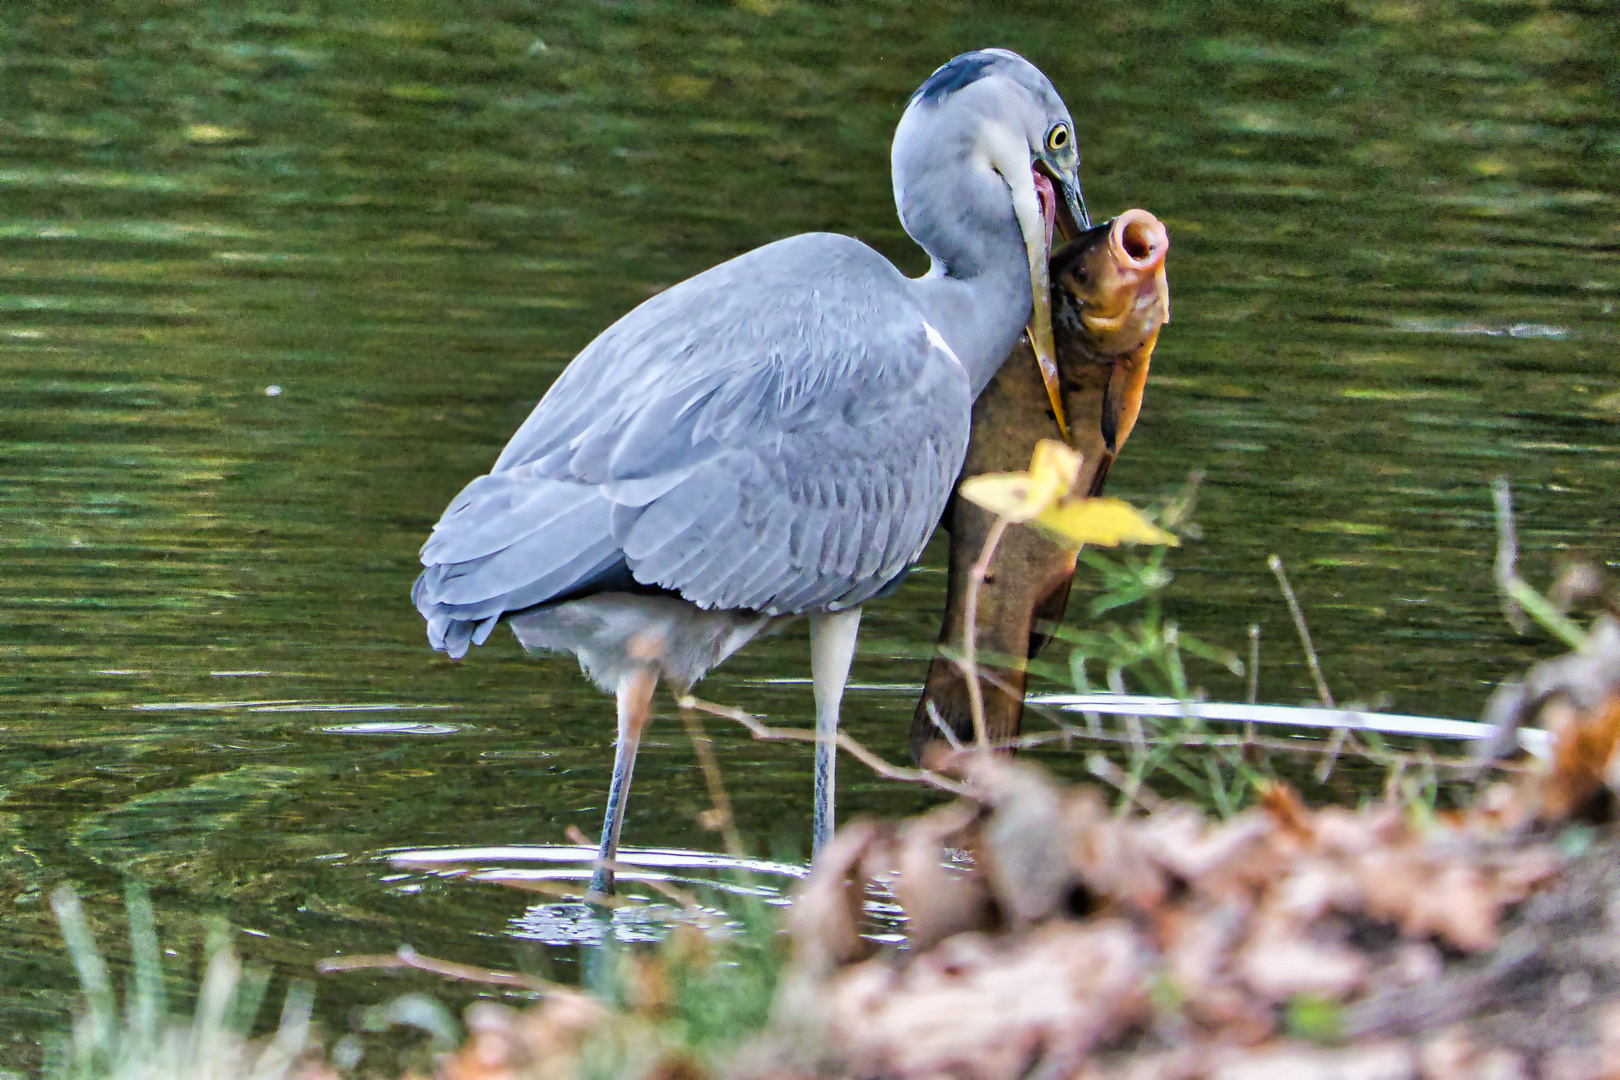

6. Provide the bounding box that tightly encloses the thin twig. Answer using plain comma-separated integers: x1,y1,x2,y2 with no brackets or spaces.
316,945,561,995
637,875,708,916
925,701,964,752
1085,752,1167,812
478,876,606,903
1008,722,1518,774
1384,757,1407,803
1268,554,1346,780
623,873,731,935
945,654,1031,734
961,515,1012,752
1268,554,1335,708
1245,623,1260,744
479,856,718,930
678,704,748,861
1246,623,1260,706
1107,666,1145,756
561,825,642,900
682,695,975,798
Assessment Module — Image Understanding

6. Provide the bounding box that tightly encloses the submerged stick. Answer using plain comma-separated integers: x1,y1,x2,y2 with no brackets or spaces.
316,945,561,995
683,695,974,799
679,705,748,861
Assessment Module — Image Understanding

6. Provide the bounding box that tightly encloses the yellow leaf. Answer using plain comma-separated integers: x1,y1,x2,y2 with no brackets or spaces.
1034,497,1180,548
958,439,1080,522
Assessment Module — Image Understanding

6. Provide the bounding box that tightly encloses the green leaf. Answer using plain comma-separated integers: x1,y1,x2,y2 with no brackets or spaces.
1286,995,1343,1044
1090,584,1152,617
1177,631,1245,675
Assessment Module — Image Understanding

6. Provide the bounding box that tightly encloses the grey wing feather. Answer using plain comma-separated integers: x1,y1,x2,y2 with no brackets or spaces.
414,231,970,652
627,345,967,615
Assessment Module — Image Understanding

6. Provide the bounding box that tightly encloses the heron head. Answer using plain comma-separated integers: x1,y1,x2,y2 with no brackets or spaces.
894,49,1088,438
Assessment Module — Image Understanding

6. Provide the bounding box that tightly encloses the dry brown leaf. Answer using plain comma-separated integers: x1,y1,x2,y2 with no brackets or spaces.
1360,854,1502,953
1237,919,1368,1001
1159,903,1276,1043
965,757,1075,926
786,819,882,977
1461,783,1537,835
1259,783,1313,837
1065,786,1169,913
1159,903,1242,1000
1313,805,1406,856
1359,944,1445,1000
641,1053,710,1080
625,951,672,1015
1137,807,1275,902
439,996,609,1080
825,922,1149,1080
1595,999,1620,1077
1271,858,1364,923
1418,1026,1531,1080
1079,1047,1220,1080
1479,614,1620,824
1543,693,1620,822
1490,847,1562,900
890,801,996,952
1209,1040,1417,1080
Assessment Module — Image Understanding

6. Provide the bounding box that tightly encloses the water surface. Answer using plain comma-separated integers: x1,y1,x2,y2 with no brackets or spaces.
2,0,1616,1060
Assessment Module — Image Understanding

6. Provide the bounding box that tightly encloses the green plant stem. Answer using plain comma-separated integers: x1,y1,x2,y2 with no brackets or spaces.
1505,575,1590,650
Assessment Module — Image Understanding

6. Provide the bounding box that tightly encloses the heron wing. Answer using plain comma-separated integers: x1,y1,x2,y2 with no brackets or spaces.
415,233,970,647
617,359,967,614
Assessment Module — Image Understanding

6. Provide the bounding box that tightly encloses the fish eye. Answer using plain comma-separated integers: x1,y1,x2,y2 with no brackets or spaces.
1046,123,1070,152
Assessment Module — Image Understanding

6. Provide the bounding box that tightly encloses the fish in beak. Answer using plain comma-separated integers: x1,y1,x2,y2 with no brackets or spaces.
908,207,1171,763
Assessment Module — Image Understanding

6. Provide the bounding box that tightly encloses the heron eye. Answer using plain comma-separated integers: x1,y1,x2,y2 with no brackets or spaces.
1046,123,1070,152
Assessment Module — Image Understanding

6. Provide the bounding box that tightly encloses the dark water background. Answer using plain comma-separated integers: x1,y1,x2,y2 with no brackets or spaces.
2,0,1616,1063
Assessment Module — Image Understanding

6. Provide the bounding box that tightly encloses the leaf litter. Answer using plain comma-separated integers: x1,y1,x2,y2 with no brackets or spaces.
421,597,1620,1080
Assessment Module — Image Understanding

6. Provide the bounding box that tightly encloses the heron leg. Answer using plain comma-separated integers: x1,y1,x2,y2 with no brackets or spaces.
587,665,659,900
809,606,862,856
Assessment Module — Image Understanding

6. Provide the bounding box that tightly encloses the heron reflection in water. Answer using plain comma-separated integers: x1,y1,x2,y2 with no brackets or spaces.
412,49,1088,896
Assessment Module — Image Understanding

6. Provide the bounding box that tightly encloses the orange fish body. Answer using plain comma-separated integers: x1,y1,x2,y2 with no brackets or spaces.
910,210,1171,762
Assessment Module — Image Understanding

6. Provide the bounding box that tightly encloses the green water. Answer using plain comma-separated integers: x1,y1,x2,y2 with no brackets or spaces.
2,0,1617,1061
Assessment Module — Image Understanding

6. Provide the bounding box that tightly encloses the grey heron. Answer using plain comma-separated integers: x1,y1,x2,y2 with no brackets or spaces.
412,48,1088,896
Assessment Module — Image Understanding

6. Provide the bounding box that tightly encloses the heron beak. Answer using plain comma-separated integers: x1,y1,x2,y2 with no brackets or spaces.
1023,160,1087,443
1040,159,1090,241
1023,223,1068,442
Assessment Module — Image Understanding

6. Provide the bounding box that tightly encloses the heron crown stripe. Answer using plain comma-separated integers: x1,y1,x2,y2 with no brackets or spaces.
911,53,997,106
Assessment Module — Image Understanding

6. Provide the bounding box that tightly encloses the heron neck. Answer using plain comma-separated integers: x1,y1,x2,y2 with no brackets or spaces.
910,251,1033,399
